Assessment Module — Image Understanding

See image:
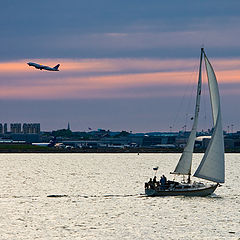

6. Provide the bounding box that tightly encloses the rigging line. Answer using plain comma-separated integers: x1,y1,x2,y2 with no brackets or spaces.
171,85,189,132
170,60,199,132
185,68,199,131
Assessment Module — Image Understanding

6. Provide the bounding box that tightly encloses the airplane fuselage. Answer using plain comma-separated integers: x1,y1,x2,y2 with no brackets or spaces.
27,62,60,71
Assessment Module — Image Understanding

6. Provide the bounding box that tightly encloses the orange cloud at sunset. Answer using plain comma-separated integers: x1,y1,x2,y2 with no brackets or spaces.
0,58,196,73
0,58,240,99
0,61,30,73
0,72,194,99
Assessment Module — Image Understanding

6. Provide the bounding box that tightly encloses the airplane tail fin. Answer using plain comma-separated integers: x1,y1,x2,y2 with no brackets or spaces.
48,136,57,147
53,64,60,70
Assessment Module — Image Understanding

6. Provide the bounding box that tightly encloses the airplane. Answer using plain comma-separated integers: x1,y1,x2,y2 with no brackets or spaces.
27,62,60,71
32,137,57,147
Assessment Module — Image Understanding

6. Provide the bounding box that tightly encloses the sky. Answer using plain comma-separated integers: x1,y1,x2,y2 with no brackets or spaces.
0,0,240,132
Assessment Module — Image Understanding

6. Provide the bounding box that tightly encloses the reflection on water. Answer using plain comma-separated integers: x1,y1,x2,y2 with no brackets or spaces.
0,153,239,239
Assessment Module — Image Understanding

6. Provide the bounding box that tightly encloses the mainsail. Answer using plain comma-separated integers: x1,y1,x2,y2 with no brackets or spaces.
172,49,203,176
193,51,225,183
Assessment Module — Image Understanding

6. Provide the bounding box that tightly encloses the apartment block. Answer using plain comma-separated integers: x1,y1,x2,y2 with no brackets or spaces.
22,123,40,134
10,123,21,133
4,123,7,134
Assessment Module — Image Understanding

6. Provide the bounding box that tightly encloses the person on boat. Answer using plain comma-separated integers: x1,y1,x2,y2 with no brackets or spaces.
145,178,153,189
148,178,155,189
160,176,164,189
163,175,167,184
153,176,157,184
160,175,167,189
160,175,164,185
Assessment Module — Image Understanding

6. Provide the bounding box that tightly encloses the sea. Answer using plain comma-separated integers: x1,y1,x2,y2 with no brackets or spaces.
0,153,239,240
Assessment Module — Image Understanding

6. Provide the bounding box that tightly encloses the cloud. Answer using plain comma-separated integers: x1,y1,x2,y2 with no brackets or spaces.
1,57,240,100
1,1,240,60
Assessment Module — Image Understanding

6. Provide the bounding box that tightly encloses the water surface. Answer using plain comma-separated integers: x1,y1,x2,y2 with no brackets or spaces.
0,153,239,239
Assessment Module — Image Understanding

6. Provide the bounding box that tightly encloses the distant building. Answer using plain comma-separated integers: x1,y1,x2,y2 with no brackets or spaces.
0,124,3,134
142,135,177,147
4,123,7,134
10,133,40,143
10,123,21,133
22,123,40,134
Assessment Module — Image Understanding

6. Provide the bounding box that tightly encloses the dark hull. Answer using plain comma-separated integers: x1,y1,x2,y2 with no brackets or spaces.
145,184,218,197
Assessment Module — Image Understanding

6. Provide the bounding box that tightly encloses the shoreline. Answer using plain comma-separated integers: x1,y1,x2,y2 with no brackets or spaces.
0,145,239,153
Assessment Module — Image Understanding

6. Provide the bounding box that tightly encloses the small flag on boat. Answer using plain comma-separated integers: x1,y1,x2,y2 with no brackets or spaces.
153,167,158,171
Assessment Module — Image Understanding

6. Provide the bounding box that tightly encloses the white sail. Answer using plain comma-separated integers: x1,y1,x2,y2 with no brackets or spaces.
194,52,225,183
172,49,203,175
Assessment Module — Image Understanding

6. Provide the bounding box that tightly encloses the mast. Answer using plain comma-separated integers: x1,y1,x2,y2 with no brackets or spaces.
193,50,225,183
172,48,203,180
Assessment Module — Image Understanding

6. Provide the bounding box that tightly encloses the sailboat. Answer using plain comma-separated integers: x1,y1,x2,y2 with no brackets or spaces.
145,48,225,197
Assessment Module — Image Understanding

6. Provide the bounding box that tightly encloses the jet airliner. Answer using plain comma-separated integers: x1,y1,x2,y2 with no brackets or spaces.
27,62,60,71
32,137,57,147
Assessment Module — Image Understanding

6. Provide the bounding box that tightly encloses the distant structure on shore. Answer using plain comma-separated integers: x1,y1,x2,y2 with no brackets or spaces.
67,122,70,131
0,124,240,151
0,123,40,134
0,123,41,143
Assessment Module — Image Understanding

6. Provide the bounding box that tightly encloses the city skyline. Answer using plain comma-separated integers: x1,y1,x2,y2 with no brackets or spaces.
0,120,237,134
0,1,240,131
